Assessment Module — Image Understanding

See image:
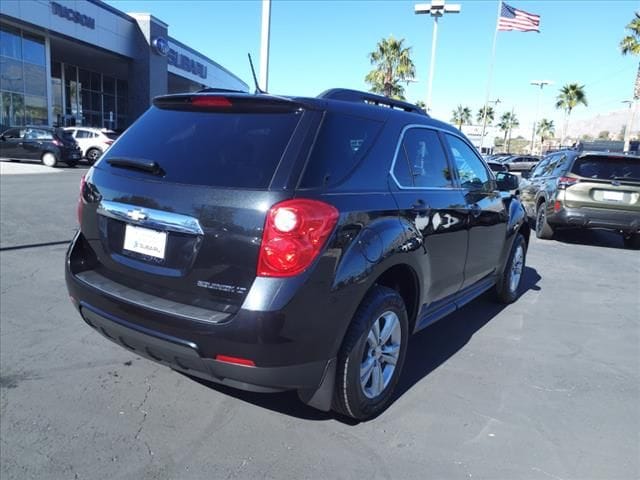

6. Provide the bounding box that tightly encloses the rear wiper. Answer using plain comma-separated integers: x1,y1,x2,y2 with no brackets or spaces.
107,157,165,176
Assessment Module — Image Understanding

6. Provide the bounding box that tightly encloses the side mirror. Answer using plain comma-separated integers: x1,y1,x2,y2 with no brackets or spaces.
496,172,519,191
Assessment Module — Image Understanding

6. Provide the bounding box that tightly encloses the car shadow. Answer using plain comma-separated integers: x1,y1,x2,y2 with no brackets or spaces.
182,266,541,424
551,229,628,249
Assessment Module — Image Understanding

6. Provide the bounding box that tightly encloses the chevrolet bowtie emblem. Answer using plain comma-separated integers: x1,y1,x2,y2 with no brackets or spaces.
126,209,148,221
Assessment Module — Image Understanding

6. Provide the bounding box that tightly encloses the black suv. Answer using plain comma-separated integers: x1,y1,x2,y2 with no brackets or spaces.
0,126,82,167
66,89,530,420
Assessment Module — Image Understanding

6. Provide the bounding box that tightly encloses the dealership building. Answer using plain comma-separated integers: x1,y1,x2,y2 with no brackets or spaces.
0,0,249,131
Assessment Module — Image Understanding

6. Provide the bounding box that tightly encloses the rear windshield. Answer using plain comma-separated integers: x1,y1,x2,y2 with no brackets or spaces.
105,132,119,140
99,107,301,188
571,155,640,181
299,112,383,188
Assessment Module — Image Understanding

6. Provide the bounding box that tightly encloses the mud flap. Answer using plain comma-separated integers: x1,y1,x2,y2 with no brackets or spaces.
297,358,336,412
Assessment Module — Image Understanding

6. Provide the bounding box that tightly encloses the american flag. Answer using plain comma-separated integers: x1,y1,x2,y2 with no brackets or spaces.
498,2,540,32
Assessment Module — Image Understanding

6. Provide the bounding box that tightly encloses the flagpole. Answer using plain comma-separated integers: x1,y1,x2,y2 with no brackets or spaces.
479,0,502,153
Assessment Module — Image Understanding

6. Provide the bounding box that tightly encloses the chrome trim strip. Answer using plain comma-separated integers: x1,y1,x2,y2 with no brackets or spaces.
97,200,204,235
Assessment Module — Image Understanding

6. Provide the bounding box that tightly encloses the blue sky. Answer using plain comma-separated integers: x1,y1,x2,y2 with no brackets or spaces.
108,0,637,134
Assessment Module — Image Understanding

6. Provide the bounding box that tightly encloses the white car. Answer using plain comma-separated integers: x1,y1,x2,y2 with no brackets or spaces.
64,127,118,164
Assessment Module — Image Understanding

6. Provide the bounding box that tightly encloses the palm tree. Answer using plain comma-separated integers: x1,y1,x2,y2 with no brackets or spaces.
365,36,416,100
620,12,640,99
451,105,471,130
497,111,519,151
536,118,555,151
476,106,495,125
415,100,427,111
620,12,640,152
555,83,588,145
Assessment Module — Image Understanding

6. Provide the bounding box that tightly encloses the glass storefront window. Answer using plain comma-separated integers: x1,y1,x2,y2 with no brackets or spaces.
1,91,24,127
24,63,46,97
0,56,24,93
0,26,21,60
0,26,46,128
25,95,47,125
91,71,101,92
103,76,115,95
22,34,45,66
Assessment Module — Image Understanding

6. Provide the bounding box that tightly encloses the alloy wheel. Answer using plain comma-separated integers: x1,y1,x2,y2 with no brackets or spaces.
509,244,524,293
360,311,402,399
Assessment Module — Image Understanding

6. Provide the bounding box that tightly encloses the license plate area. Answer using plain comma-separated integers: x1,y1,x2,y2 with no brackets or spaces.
123,224,167,260
602,190,624,202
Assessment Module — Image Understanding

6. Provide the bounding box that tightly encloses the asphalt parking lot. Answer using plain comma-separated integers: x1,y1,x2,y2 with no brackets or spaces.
1,161,638,480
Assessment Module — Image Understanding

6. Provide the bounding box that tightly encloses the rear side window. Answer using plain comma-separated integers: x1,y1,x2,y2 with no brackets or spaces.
99,107,302,188
299,112,382,188
572,155,640,181
394,128,452,188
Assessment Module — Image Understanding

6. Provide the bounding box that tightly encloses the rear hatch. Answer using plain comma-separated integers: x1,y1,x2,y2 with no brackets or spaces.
563,154,640,212
81,93,317,312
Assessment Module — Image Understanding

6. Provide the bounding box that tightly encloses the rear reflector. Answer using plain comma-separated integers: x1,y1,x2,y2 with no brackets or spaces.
215,355,255,367
191,96,233,108
554,201,562,212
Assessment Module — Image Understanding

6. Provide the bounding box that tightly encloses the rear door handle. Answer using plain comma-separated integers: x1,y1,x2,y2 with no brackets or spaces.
468,203,482,218
411,199,431,214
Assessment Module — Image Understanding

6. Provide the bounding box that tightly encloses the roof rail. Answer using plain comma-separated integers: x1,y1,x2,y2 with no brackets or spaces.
318,89,428,116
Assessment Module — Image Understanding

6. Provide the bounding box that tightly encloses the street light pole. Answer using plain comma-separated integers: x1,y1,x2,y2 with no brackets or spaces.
530,80,552,155
259,0,271,92
622,99,637,153
415,0,461,112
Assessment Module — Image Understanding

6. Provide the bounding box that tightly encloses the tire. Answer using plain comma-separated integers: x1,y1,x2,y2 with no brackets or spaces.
623,233,640,249
495,233,527,304
86,148,101,165
41,152,57,168
332,285,409,421
535,201,554,239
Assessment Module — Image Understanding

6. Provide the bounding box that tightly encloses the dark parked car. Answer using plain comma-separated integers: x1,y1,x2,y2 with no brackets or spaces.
486,160,508,172
0,126,82,167
520,150,640,248
66,89,530,420
500,155,540,173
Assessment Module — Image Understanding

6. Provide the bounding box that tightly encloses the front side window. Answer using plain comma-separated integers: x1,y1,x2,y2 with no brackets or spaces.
445,134,491,191
394,128,452,188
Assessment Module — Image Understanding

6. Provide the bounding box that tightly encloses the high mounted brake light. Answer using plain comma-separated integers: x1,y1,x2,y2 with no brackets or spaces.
257,199,339,277
191,96,233,108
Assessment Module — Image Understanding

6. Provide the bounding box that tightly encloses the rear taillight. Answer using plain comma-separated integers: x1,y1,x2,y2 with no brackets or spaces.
77,174,86,224
104,139,114,145
52,138,63,147
257,199,339,277
554,200,562,212
191,96,233,108
557,176,579,189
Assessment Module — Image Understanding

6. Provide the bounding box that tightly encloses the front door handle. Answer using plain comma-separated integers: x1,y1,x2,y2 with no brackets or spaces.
468,203,482,218
411,199,431,214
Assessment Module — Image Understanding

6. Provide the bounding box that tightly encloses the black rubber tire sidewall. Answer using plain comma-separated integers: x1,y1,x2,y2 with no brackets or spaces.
496,233,527,304
536,202,554,239
333,285,409,421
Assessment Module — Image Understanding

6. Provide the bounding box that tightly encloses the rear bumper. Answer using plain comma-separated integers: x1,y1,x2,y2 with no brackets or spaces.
78,303,331,393
549,206,640,233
